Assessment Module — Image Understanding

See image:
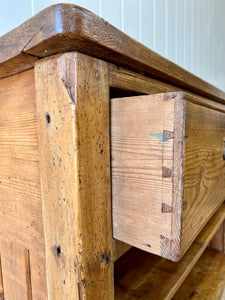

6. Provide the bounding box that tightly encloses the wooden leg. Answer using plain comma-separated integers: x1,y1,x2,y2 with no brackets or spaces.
35,52,113,299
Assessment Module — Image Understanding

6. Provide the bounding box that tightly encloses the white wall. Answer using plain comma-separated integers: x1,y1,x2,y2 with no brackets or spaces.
1,0,225,92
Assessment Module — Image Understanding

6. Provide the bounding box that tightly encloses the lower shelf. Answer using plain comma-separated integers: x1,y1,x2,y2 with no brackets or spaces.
173,248,225,299
114,204,225,300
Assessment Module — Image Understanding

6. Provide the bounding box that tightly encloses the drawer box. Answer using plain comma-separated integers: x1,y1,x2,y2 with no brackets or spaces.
111,92,225,261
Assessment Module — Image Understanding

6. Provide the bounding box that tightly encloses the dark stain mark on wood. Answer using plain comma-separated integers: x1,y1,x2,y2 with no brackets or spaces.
182,202,187,211
163,130,174,141
162,203,174,213
102,252,111,264
78,280,85,300
164,92,178,101
162,167,172,178
55,245,61,258
143,243,151,248
62,79,75,104
45,112,51,124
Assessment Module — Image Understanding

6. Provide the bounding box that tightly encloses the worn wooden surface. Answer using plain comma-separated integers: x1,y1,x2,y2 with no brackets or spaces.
0,255,3,300
109,64,225,114
0,4,225,103
173,248,225,300
0,236,32,300
181,100,225,255
0,69,48,299
29,251,47,300
111,93,177,257
0,70,45,254
35,52,113,299
209,223,225,252
115,203,225,300
112,92,225,260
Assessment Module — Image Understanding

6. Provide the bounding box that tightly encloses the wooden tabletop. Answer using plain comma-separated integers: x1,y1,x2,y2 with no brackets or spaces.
1,3,225,103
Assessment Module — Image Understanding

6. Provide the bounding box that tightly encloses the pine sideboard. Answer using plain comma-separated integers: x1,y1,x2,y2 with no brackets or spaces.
0,4,225,299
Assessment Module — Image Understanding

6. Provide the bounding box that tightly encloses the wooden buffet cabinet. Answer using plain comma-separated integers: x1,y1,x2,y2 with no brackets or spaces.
0,4,225,299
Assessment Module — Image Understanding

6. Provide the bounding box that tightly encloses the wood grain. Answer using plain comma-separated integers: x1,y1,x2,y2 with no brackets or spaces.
112,92,225,260
181,100,225,255
109,64,225,114
209,222,224,252
0,4,225,103
0,236,32,300
114,203,225,300
0,70,45,255
0,255,3,300
29,252,47,300
111,94,175,256
173,248,225,300
35,52,113,299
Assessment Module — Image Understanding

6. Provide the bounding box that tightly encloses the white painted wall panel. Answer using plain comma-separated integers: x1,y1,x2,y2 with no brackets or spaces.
123,0,140,41
166,0,176,63
0,0,31,36
1,0,225,92
141,0,154,50
33,0,70,15
101,0,122,29
155,0,166,57
71,0,99,15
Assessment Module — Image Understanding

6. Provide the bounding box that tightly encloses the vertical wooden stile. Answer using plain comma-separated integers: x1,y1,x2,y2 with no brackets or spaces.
35,52,113,299
0,255,3,300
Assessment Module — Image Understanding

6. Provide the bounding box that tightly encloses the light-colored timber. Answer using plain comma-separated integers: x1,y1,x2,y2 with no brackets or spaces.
112,92,225,260
35,52,113,299
209,222,225,252
0,255,3,300
173,248,225,300
0,70,45,254
114,203,225,300
0,236,32,300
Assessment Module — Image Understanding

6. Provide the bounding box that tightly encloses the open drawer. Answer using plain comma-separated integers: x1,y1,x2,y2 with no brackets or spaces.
111,92,225,261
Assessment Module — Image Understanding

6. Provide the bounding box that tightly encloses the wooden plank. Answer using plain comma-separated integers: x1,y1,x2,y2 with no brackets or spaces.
0,236,32,300
109,64,225,114
114,203,225,300
111,93,177,257
180,100,225,255
29,252,47,300
0,255,3,300
112,92,225,260
114,240,132,261
173,248,225,299
209,222,224,253
0,69,45,255
35,52,113,299
0,4,225,103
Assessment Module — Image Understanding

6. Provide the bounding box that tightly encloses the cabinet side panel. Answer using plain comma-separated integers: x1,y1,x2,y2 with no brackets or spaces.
0,70,47,299
181,101,225,254
0,70,45,254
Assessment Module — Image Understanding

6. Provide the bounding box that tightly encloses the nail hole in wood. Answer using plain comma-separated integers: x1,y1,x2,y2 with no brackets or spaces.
56,245,61,257
45,112,51,124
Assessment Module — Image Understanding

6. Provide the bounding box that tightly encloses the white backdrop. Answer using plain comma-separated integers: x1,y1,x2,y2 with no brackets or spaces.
1,0,225,91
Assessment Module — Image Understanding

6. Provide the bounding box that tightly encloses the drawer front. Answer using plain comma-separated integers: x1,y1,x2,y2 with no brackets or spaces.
111,92,225,261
